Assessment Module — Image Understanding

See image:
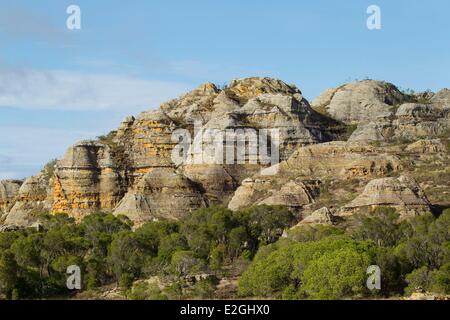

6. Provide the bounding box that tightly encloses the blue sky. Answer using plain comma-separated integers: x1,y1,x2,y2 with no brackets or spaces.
0,0,449,179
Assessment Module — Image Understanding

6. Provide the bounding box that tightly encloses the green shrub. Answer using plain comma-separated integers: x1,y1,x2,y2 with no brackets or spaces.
301,247,372,299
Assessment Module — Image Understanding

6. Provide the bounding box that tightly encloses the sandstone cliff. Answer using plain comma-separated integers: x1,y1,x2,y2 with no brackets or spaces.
0,77,449,228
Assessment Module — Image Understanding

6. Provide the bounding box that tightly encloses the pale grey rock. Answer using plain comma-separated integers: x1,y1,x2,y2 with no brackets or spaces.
431,88,450,108
405,139,447,154
341,176,431,217
298,207,335,225
350,103,450,142
113,168,207,223
3,170,53,227
349,119,393,142
312,80,407,124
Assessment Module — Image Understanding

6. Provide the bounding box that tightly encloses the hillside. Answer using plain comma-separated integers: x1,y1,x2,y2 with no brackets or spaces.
0,77,449,300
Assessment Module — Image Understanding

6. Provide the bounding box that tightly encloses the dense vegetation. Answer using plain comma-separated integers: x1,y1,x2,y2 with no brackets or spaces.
0,205,449,300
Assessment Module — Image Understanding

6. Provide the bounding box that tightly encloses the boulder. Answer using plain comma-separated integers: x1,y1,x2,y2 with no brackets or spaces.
431,88,450,108
341,176,431,217
312,80,408,124
298,207,335,225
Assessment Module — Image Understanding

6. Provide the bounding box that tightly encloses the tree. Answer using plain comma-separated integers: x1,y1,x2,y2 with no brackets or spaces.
108,232,145,283
404,267,432,295
157,233,189,263
352,207,402,247
374,247,404,295
209,244,226,271
301,248,372,299
127,281,167,300
0,250,20,299
238,205,294,245
287,224,344,243
170,251,205,277
429,262,450,294
228,226,249,260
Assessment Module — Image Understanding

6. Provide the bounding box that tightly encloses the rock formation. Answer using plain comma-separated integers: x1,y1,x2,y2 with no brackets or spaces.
311,80,408,124
0,180,22,218
297,207,336,225
47,77,344,223
228,141,402,211
0,77,448,228
52,140,124,221
3,168,53,227
341,176,432,217
113,168,207,225
349,102,450,143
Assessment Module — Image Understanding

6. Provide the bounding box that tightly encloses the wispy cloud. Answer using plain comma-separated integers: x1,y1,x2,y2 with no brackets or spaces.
0,65,191,111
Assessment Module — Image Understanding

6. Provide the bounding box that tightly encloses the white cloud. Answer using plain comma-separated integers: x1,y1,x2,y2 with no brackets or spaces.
0,66,191,111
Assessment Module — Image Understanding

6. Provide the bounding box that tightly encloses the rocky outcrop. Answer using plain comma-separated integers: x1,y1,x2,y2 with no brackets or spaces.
341,176,431,217
113,168,206,224
0,180,22,217
48,77,344,222
1,78,448,228
297,207,336,225
52,140,124,221
431,89,450,108
3,169,53,227
312,80,449,143
405,139,447,154
228,141,402,211
349,103,450,142
228,178,319,211
311,80,408,124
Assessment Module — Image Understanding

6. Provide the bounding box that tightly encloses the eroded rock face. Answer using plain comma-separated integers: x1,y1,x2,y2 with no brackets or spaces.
297,207,335,225
431,89,450,108
405,139,448,154
52,140,124,221
113,168,206,224
282,141,402,177
1,78,447,228
52,77,343,222
228,177,319,211
349,103,450,142
228,141,402,211
3,170,53,227
0,180,22,217
341,176,431,217
312,80,408,125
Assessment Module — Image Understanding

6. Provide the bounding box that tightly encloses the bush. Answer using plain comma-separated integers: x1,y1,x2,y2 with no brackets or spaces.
404,267,432,295
192,279,217,299
287,224,344,242
238,236,376,298
127,281,167,300
430,262,450,294
352,207,402,247
301,248,372,299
